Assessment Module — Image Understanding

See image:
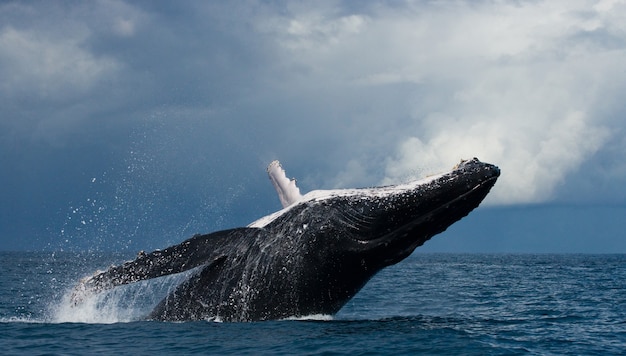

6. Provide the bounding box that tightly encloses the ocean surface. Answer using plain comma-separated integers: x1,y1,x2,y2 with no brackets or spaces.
1,252,625,355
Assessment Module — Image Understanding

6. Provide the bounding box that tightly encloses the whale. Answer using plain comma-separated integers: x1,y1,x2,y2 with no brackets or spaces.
71,157,499,322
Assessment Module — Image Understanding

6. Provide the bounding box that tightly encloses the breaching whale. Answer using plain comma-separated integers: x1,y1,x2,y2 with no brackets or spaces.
71,158,499,322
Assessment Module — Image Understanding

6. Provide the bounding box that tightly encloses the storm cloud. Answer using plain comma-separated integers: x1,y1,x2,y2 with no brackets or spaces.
1,0,625,251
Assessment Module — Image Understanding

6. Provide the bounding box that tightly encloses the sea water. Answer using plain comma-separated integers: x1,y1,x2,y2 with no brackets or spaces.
1,251,625,355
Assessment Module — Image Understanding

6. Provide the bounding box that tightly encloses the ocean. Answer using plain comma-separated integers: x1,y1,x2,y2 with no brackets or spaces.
1,252,625,355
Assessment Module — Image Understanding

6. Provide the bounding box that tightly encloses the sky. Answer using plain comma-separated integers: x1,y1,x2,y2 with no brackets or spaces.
1,0,625,252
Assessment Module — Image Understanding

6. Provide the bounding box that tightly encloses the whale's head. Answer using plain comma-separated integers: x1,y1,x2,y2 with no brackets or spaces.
339,158,500,268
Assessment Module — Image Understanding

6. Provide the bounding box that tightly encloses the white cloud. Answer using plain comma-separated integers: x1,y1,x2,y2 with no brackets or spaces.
383,111,609,204
258,0,625,204
0,27,119,100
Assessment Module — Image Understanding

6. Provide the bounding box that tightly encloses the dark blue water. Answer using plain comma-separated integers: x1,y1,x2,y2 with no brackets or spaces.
1,252,625,355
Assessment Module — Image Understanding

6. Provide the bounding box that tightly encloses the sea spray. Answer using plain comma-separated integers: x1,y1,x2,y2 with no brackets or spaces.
50,270,192,324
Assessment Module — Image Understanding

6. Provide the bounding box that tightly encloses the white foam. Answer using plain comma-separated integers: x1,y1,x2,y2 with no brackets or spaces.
0,316,45,323
282,313,334,321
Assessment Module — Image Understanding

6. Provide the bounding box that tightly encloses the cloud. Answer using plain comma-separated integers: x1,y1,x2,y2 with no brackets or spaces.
2,0,626,252
0,26,121,145
255,0,625,204
0,1,146,144
2,0,626,207
0,27,115,95
383,111,609,204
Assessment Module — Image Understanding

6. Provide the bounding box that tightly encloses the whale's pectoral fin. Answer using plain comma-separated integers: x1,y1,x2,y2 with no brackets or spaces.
70,228,248,306
267,160,303,208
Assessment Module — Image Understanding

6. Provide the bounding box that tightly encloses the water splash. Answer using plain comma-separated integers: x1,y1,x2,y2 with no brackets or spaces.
49,271,191,324
53,111,246,253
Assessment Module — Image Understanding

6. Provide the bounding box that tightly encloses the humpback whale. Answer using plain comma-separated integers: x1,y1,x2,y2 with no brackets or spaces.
71,158,499,322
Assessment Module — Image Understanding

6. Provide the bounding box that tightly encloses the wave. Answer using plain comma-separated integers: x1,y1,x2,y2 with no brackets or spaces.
282,314,334,322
